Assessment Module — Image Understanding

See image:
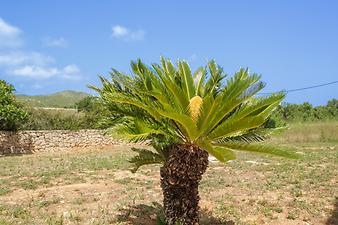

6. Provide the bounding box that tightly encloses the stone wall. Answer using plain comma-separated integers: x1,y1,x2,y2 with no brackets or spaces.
0,130,120,155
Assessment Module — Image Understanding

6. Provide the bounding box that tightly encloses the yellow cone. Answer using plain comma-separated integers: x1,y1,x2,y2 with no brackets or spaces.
189,96,203,122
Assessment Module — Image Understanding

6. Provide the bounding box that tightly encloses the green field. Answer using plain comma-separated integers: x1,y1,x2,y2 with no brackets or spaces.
0,123,337,225
16,90,90,108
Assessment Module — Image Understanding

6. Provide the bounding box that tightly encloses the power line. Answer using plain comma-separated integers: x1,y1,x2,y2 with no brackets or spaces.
258,80,338,95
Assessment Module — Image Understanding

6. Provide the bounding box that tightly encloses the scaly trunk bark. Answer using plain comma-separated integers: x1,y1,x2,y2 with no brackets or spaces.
160,144,209,225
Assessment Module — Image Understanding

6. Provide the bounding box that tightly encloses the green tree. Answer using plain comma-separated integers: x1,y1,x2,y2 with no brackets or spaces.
75,96,98,112
75,96,111,129
0,80,28,131
91,58,298,224
326,98,338,119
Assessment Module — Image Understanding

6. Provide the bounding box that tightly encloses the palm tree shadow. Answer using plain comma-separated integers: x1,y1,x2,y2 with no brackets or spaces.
116,202,234,225
326,197,338,225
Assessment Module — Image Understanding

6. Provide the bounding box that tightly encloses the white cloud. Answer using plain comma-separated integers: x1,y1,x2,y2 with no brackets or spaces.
62,64,82,80
11,65,59,79
1,52,82,80
112,26,128,37
63,64,80,74
42,37,68,48
0,18,82,82
2,52,82,80
112,25,145,41
0,18,20,36
0,51,54,66
0,18,23,48
10,64,82,80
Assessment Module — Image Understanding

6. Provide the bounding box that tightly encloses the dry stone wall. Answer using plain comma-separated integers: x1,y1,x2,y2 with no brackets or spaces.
0,130,121,155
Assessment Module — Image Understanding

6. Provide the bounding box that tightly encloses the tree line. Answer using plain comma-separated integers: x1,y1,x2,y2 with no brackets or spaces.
266,99,338,127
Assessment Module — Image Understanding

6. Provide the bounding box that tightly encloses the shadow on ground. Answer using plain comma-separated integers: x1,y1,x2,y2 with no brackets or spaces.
116,202,234,225
326,197,338,225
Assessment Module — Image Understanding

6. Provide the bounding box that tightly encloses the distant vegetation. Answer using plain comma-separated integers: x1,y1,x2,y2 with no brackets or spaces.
21,108,85,130
21,96,110,130
0,80,28,131
267,99,338,127
16,90,90,108
279,99,337,121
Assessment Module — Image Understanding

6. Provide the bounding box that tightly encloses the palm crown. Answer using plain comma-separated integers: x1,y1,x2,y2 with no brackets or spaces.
90,57,297,172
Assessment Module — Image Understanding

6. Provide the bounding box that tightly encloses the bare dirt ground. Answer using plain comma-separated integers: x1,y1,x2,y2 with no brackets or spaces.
0,140,337,225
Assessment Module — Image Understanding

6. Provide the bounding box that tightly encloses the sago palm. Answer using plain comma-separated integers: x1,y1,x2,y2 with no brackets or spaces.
90,57,298,225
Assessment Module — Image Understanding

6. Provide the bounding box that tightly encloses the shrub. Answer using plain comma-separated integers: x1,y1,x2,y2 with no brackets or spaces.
22,108,84,130
0,80,28,131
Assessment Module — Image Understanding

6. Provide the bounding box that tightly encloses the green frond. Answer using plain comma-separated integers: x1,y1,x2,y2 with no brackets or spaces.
213,142,300,159
213,127,287,144
113,125,163,143
129,148,164,173
109,117,180,144
160,56,176,79
215,129,268,144
208,78,264,122
156,109,198,141
197,140,236,163
178,60,195,99
198,72,265,136
203,94,284,141
150,136,173,160
103,92,161,121
193,66,206,96
152,63,189,111
207,116,267,141
87,84,101,93
231,93,285,120
196,93,223,132
204,60,226,95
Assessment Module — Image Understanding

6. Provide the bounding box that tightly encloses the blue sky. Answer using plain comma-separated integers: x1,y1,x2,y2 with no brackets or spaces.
0,1,337,105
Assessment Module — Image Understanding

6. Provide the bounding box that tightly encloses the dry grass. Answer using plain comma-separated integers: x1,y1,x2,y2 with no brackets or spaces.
0,123,337,225
271,121,338,143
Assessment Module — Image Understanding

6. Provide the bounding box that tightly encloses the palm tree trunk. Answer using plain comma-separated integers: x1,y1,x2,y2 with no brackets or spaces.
160,144,209,225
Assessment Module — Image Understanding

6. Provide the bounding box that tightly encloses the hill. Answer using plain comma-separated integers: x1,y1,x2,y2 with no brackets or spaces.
16,90,91,108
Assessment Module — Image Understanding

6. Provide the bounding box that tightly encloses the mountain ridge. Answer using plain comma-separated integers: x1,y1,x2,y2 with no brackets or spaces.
16,90,92,108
